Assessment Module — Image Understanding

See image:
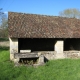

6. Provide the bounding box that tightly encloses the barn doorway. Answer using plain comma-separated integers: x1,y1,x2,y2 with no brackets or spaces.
64,38,80,51
18,38,57,52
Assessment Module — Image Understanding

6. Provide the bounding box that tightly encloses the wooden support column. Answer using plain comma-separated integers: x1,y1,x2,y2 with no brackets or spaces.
9,38,18,61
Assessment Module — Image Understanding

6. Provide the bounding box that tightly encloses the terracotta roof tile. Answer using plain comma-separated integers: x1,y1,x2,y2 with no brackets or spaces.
8,12,80,38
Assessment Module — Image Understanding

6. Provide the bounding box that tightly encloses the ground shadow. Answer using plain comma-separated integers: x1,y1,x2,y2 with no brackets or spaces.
0,46,9,51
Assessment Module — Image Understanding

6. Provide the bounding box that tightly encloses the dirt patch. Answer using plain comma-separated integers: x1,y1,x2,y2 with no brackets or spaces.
0,41,9,47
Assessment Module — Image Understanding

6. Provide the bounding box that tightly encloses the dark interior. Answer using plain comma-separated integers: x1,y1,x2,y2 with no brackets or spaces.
64,38,80,51
18,38,80,52
18,38,57,52
19,58,38,64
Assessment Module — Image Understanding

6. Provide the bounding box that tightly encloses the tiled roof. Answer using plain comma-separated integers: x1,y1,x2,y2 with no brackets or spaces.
8,12,80,38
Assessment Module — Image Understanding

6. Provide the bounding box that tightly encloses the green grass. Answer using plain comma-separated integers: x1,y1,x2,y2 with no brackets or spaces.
0,47,80,80
0,38,9,42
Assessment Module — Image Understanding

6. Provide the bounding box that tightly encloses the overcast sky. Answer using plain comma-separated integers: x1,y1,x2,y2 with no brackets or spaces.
0,0,80,16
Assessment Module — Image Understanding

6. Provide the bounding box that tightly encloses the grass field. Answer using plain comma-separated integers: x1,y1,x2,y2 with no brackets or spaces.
0,38,9,42
0,47,80,80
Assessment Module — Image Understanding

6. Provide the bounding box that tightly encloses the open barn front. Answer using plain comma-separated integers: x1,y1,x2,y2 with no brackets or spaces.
8,12,80,64
64,38,80,51
18,38,57,52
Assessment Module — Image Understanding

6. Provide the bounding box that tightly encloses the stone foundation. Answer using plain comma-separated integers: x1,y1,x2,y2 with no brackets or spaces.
38,51,80,60
64,51,80,59
37,51,56,60
12,51,80,65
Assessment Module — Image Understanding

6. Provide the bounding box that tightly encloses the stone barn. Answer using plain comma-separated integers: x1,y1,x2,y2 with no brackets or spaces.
8,12,80,64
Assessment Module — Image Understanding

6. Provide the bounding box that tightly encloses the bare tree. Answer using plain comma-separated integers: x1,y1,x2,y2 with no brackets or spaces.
59,8,80,19
0,8,8,38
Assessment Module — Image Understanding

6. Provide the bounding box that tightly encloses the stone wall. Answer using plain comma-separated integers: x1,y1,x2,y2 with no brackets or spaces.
64,51,80,59
37,51,80,60
37,51,56,60
9,38,18,61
